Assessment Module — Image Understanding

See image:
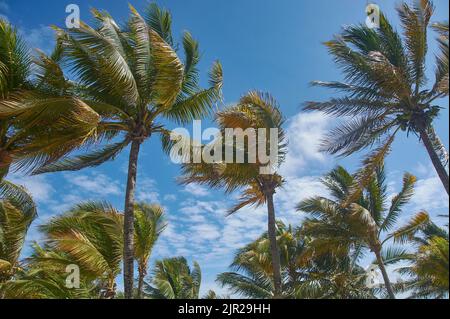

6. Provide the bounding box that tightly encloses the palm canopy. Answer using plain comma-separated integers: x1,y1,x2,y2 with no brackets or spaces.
134,203,166,272
32,4,222,175
217,222,374,299
0,19,31,98
217,223,304,299
180,91,287,210
297,165,428,298
0,181,36,282
394,218,449,298
134,202,167,298
38,201,123,297
0,266,95,299
0,19,101,179
304,0,449,193
298,165,424,255
144,257,202,299
1,242,100,299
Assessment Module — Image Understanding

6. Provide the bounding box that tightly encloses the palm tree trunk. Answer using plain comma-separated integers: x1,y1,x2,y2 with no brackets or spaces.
419,126,449,195
137,264,146,299
374,248,395,299
266,192,283,298
123,140,141,299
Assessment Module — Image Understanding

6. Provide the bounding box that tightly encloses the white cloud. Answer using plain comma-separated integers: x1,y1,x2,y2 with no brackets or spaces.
275,175,328,223
136,177,161,203
183,183,210,197
20,25,55,54
411,175,448,211
49,193,85,214
190,223,221,241
163,194,177,201
280,111,332,177
67,173,122,196
9,174,54,204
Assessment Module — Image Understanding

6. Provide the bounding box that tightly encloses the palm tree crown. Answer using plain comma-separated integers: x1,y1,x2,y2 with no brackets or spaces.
305,0,449,194
297,165,429,299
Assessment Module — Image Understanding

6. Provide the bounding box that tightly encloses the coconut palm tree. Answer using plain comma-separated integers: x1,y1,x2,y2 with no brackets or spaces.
133,203,166,298
217,222,374,299
394,217,449,298
0,19,102,181
144,257,202,299
297,165,428,299
304,0,449,194
180,91,287,297
202,290,230,299
32,5,222,298
0,267,95,299
39,202,124,298
1,242,101,299
217,223,303,299
0,19,31,100
0,182,36,283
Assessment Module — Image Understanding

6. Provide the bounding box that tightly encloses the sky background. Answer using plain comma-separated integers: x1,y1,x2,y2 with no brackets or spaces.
1,0,449,296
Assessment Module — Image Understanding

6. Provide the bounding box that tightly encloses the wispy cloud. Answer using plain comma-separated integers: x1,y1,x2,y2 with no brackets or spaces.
66,173,123,196
136,177,160,203
9,174,54,204
280,111,332,177
183,183,210,197
20,25,55,54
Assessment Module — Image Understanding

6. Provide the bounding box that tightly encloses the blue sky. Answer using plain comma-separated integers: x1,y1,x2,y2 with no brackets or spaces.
1,0,449,295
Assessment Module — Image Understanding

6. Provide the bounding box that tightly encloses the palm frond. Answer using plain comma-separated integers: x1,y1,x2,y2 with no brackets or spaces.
380,173,416,232
397,0,434,91
392,211,430,244
33,139,129,174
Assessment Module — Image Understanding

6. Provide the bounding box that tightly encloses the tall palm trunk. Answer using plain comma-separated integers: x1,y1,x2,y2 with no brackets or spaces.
419,126,449,195
137,264,146,299
374,248,395,299
123,140,141,299
266,192,282,298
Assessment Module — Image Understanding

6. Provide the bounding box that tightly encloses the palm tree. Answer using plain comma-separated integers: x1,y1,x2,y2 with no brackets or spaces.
1,242,100,299
0,19,31,100
394,217,449,298
217,222,374,299
0,19,101,181
202,290,230,299
217,223,302,299
32,5,222,298
39,202,124,298
180,91,287,297
304,0,449,194
0,267,95,299
133,203,166,298
0,182,36,283
144,257,202,299
297,165,428,299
